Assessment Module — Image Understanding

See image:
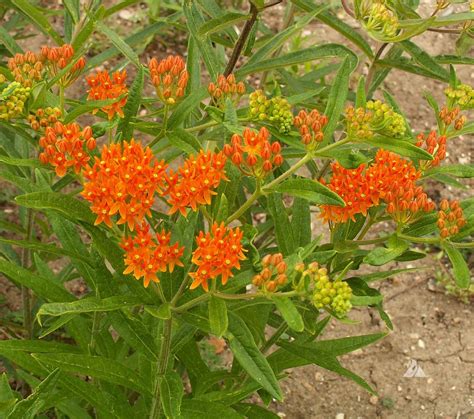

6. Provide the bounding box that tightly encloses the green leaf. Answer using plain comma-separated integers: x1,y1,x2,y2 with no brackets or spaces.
116,65,144,139
355,76,367,108
96,22,140,67
0,373,16,416
0,26,23,55
236,43,358,78
160,371,184,419
271,178,345,206
322,55,353,144
0,259,73,302
0,155,41,168
0,237,92,265
198,12,249,36
209,296,228,337
8,369,60,419
180,400,241,419
63,96,126,124
377,57,448,81
443,243,471,289
11,0,63,45
400,40,450,81
277,340,375,394
432,11,474,27
363,136,434,161
33,353,150,395
15,192,95,224
291,197,311,247
267,193,296,256
145,303,171,320
167,88,208,129
272,297,304,332
363,236,409,266
37,295,144,323
425,164,474,179
168,129,202,155
352,267,424,283
226,312,282,401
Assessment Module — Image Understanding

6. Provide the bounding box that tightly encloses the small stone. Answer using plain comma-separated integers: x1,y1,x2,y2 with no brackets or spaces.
421,405,425,411
397,385,402,392
315,372,324,381
369,396,378,405
277,413,286,418
409,333,420,339
118,9,133,20
417,339,426,349
335,414,344,419
453,317,462,324
427,378,434,384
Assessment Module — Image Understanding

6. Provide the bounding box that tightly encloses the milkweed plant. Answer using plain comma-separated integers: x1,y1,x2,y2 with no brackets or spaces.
0,0,473,417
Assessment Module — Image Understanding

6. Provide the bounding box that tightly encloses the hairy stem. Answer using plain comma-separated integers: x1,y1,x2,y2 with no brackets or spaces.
365,43,388,95
224,3,259,76
21,207,34,339
226,180,261,224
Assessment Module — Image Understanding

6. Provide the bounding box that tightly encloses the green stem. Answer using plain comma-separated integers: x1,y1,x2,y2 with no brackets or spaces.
225,180,261,224
88,311,100,355
21,207,34,339
398,233,439,244
173,293,210,313
261,323,288,354
452,241,474,249
365,43,388,95
59,84,65,115
263,154,312,192
149,318,173,419
185,120,219,133
313,137,351,157
350,236,389,245
149,105,169,148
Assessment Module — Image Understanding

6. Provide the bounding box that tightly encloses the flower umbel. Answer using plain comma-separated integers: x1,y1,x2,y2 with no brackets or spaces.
148,55,189,106
120,223,184,287
252,253,287,292
416,131,447,169
164,150,227,216
190,222,246,291
208,74,245,108
294,109,328,150
437,199,466,238
7,51,43,87
86,70,128,119
223,127,283,178
39,122,96,177
0,82,31,121
249,90,293,133
82,140,167,229
40,44,86,87
28,107,62,131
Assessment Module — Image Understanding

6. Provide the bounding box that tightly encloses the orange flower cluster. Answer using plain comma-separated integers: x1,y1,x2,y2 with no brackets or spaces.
437,199,466,238
252,253,287,292
164,151,227,216
148,55,189,105
28,107,62,131
40,44,86,87
86,70,128,120
190,222,246,291
416,131,447,169
439,106,466,130
82,140,168,229
223,127,283,178
39,122,96,177
294,109,328,149
7,51,43,87
120,223,184,287
321,150,434,224
208,74,245,107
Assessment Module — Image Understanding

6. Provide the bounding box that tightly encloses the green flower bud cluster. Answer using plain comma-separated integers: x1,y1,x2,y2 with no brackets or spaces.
0,82,31,121
345,106,373,139
363,2,399,39
445,84,474,109
249,90,293,133
298,263,352,317
366,100,406,137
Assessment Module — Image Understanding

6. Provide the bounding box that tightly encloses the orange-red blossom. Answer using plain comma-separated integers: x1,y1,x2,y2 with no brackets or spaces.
148,55,189,105
294,109,328,149
164,150,227,216
416,131,447,169
40,44,86,87
252,253,287,292
437,199,466,238
321,149,435,224
81,140,167,229
39,122,96,177
223,127,283,178
120,223,184,287
86,70,128,119
190,222,246,291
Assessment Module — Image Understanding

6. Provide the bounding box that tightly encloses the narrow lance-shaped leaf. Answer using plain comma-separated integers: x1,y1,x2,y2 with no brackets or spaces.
160,371,184,419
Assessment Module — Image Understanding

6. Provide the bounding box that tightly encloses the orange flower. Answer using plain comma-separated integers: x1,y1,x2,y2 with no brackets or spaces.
437,199,466,238
164,150,227,216
416,131,447,169
120,223,184,287
148,55,189,105
38,122,96,177
189,222,246,291
321,150,434,224
86,70,128,119
294,109,328,149
7,51,44,87
28,107,62,131
40,44,86,87
223,127,283,178
208,74,245,107
81,140,168,229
